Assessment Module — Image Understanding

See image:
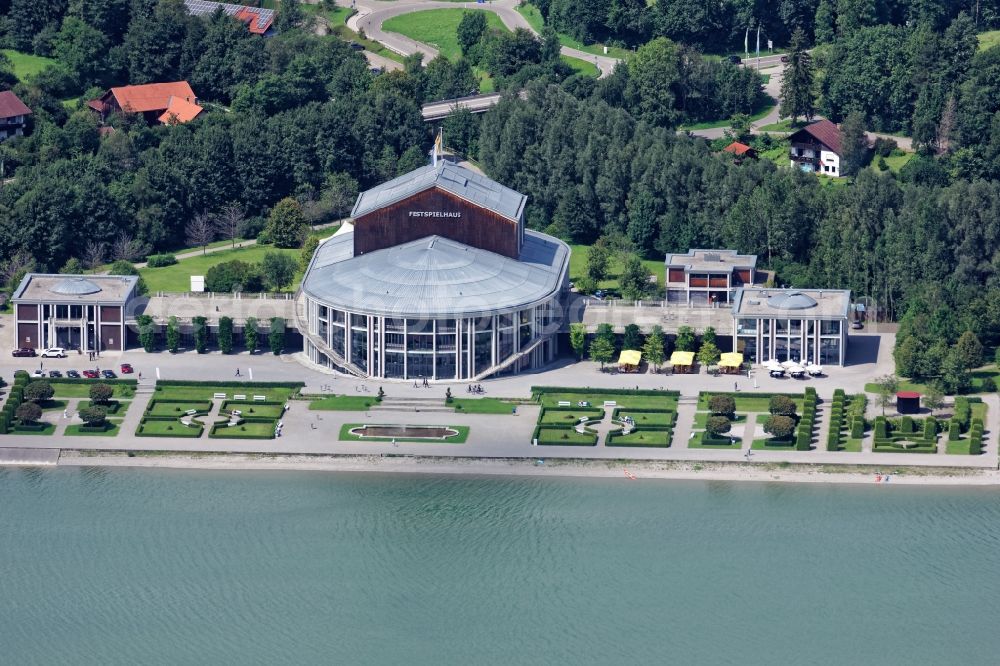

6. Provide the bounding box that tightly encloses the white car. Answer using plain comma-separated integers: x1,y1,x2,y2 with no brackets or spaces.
31,369,44,378
40,348,66,358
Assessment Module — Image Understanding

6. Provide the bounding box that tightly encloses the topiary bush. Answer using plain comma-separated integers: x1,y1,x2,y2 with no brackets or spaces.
769,395,796,416
706,415,731,436
707,394,736,416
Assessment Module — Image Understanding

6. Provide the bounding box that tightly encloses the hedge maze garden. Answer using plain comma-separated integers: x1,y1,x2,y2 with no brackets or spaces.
531,387,679,447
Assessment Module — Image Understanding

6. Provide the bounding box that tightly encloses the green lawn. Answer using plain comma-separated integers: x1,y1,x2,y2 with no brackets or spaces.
979,30,1000,52
383,9,507,61
155,385,295,402
452,397,518,414
139,243,306,293
568,244,665,295
608,430,671,447
535,427,597,446
302,3,354,25
308,395,377,411
11,423,56,436
339,423,469,443
222,401,285,419
50,382,135,399
678,100,776,131
561,54,599,77
758,119,806,133
65,422,121,437
696,393,804,413
2,49,56,80
537,391,677,410
864,367,1000,395
136,419,203,437
539,408,604,425
147,400,213,417
211,422,276,438
693,411,748,428
616,410,673,427
78,399,130,415
514,4,631,59
874,151,915,174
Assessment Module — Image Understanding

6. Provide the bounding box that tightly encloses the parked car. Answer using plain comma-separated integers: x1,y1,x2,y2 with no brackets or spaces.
119,363,134,374
727,55,742,64
369,67,384,74
11,347,36,357
82,369,99,378
851,321,864,330
101,369,117,379
31,369,45,378
780,55,789,63
349,42,364,51
66,370,81,378
48,370,62,378
40,347,66,358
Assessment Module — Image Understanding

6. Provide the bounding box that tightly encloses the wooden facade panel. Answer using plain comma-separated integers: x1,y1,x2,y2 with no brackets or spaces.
100,323,121,350
709,276,728,287
16,322,36,347
16,303,37,320
354,187,521,258
100,305,121,322
734,269,752,285
667,268,685,283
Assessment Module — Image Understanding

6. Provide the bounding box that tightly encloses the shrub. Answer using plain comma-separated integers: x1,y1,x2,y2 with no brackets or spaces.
269,317,285,355
79,406,107,427
924,417,938,442
981,377,997,392
218,316,234,354
24,380,54,402
826,427,840,451
90,383,114,405
948,420,961,441
769,395,796,416
707,394,736,416
764,415,795,440
137,313,156,352
851,417,864,439
146,253,177,268
874,417,888,439
205,260,263,292
953,397,971,432
706,415,731,436
900,415,914,434
193,316,208,353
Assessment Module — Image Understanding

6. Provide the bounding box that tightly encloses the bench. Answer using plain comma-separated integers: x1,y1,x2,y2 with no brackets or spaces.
253,395,266,401
213,393,226,399
231,410,242,417
577,401,590,407
604,400,617,407
185,409,197,415
558,401,571,407
234,394,247,401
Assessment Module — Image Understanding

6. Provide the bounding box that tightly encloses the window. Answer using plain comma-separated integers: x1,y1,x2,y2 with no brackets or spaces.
820,319,840,336
775,318,789,335
385,352,405,378
435,354,456,380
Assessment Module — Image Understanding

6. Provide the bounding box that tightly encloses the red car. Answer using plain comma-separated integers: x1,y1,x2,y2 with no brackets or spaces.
120,363,134,374
82,369,99,378
11,348,36,357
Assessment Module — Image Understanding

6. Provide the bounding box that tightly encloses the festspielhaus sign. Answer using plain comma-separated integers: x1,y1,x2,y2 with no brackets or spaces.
408,211,462,218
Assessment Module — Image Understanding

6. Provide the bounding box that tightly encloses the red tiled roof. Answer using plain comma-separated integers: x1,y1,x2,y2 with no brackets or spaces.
723,142,754,156
789,119,842,155
0,91,31,119
897,391,921,399
233,7,273,34
157,96,204,124
107,82,198,114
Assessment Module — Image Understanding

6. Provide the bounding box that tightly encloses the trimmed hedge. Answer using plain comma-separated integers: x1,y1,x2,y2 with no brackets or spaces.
948,420,961,442
850,417,864,439
146,253,178,267
969,418,984,455
953,397,971,433
13,423,47,432
531,386,680,398
154,380,303,389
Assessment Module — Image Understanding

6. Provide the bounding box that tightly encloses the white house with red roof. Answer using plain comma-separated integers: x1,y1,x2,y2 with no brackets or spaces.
0,90,31,141
788,119,843,177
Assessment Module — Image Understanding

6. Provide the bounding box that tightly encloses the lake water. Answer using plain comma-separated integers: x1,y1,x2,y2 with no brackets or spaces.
2,467,999,665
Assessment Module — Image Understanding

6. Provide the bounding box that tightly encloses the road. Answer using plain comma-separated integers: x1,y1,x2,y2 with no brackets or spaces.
422,92,502,120
340,0,620,78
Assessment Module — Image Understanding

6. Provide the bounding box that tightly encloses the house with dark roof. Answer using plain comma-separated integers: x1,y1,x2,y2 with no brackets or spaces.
788,119,844,177
0,90,31,141
87,82,203,125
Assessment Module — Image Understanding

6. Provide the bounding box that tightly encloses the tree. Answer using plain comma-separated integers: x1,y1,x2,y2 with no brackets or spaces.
79,406,108,427
24,380,54,403
60,257,84,274
589,336,615,370
675,326,696,352
940,348,972,395
595,323,616,348
245,316,259,353
769,395,797,416
708,394,735,416
697,340,720,366
619,254,652,301
186,212,216,255
569,323,587,360
193,316,208,354
218,316,234,354
874,374,899,414
706,415,731,436
840,110,868,177
214,202,245,249
923,386,945,412
299,235,320,272
261,252,297,292
137,314,156,352
82,241,106,269
586,238,611,283
167,316,180,353
764,414,796,440
779,28,815,122
205,260,263,293
263,198,308,249
89,383,114,406
15,402,42,426
457,11,488,54
623,323,643,350
111,231,142,262
643,325,666,370
275,0,305,31
702,326,716,346
269,317,286,355
954,330,984,370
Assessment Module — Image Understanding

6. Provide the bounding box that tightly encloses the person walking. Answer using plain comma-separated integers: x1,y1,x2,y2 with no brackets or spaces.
235,368,241,377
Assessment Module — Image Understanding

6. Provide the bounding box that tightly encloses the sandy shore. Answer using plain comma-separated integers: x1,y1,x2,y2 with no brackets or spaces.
53,451,1000,486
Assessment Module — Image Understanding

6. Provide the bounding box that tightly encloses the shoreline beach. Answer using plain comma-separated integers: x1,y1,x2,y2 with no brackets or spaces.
49,451,1000,486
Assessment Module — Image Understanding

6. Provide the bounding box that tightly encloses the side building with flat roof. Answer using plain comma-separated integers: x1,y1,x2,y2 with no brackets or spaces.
12,274,140,352
299,162,569,381
665,249,763,305
731,288,851,366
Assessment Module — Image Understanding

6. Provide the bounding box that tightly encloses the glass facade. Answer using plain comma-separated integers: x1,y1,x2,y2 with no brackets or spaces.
308,301,559,380
732,316,847,366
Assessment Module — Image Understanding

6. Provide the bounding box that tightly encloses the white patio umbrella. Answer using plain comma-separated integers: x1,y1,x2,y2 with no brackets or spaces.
764,359,783,371
787,363,806,376
806,363,824,376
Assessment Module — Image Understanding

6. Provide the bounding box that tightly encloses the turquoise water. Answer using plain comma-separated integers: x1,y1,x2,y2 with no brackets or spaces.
2,468,999,665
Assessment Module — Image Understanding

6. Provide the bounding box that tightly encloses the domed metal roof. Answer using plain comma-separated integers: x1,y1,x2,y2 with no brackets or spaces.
50,277,102,296
767,291,817,310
